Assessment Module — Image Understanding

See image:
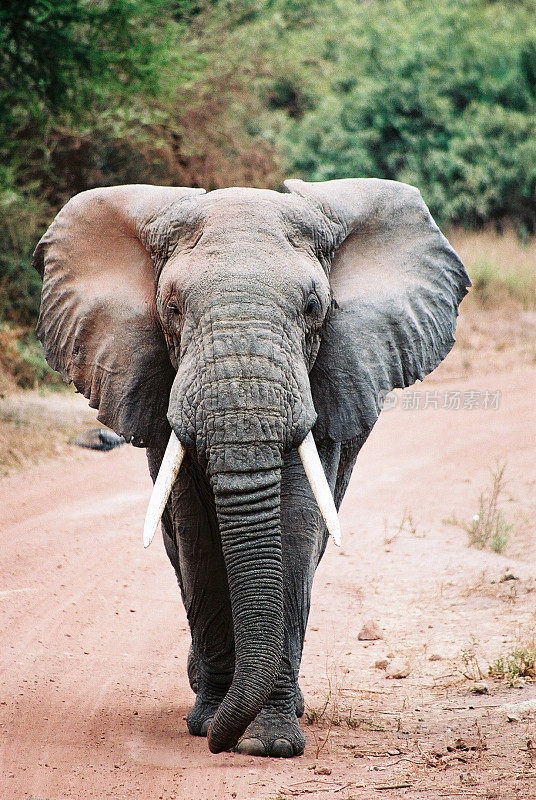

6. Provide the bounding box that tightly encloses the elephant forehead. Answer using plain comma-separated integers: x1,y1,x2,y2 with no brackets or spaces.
202,201,286,241
156,189,334,298
195,188,326,240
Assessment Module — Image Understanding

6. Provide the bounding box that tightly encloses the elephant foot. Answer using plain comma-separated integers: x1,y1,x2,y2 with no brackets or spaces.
235,707,305,757
186,696,220,737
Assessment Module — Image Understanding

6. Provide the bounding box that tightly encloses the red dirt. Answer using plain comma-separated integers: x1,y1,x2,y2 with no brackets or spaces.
1,366,536,800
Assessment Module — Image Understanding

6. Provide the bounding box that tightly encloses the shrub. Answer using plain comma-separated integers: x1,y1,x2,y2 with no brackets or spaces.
0,325,63,389
465,464,512,554
282,0,536,231
489,646,536,685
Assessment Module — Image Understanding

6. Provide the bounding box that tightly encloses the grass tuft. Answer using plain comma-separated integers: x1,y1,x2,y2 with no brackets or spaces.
489,645,536,686
464,463,512,553
457,638,485,682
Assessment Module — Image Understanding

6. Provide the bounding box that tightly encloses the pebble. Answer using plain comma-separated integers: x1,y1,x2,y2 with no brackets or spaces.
374,658,389,670
471,682,489,695
386,659,411,679
503,699,536,722
358,620,383,641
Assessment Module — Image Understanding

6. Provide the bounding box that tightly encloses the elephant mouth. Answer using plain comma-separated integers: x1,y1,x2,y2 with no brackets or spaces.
142,430,341,549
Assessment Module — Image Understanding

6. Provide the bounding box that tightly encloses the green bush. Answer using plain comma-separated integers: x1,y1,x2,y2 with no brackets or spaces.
0,188,49,325
2,0,536,345
281,0,536,231
0,324,64,389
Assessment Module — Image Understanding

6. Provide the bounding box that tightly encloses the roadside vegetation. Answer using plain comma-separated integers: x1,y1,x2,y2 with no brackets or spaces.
457,637,536,689
464,464,512,554
1,0,535,389
444,464,513,554
489,645,536,686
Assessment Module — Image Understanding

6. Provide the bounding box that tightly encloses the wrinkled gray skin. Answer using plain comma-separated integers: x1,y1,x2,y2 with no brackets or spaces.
34,179,470,758
147,188,347,757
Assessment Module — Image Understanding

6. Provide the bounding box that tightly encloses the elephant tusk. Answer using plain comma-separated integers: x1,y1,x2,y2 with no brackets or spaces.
143,431,185,548
298,432,342,547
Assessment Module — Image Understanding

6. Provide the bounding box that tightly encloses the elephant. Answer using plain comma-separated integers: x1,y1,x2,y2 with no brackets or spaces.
33,178,469,758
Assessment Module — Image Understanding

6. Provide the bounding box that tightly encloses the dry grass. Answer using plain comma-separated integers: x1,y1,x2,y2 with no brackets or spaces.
456,638,486,682
448,226,536,311
304,660,359,730
430,227,536,381
443,464,513,554
464,463,512,554
0,391,98,476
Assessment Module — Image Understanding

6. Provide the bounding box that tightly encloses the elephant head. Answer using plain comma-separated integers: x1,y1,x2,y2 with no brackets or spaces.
33,179,469,753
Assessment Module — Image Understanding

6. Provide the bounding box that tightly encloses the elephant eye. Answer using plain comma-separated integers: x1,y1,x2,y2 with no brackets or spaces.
305,295,321,321
167,301,180,314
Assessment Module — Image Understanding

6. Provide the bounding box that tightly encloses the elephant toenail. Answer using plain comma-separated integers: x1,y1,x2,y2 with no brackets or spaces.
235,737,267,756
200,718,212,736
270,738,294,758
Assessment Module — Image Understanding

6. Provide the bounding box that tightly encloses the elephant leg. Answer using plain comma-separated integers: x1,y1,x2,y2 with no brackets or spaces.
333,433,370,511
236,443,340,757
187,644,198,693
147,449,234,737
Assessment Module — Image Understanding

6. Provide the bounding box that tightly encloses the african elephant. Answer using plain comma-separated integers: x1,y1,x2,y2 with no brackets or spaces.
34,178,469,757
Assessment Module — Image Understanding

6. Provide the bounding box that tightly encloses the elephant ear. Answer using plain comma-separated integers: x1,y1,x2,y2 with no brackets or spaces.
33,184,205,447
285,178,470,442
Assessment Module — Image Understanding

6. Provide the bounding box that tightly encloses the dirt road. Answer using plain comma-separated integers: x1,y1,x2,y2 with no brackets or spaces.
1,367,536,800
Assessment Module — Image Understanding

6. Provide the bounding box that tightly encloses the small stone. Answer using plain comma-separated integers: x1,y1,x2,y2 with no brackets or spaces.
500,572,519,583
460,772,478,786
447,738,469,752
358,621,383,641
429,653,442,662
314,766,332,775
71,427,125,451
471,682,489,695
504,699,536,722
374,658,389,670
386,659,410,679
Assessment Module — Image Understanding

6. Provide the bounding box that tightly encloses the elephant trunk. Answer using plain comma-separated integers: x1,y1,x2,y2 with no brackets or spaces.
166,308,316,751
206,451,284,753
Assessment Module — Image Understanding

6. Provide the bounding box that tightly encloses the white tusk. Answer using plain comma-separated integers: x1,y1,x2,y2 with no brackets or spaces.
298,432,342,547
143,431,185,549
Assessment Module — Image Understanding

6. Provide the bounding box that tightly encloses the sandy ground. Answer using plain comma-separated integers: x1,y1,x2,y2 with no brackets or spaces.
1,365,536,800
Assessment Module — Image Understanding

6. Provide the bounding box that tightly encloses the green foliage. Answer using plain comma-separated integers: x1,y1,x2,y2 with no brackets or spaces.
2,0,536,383
0,0,196,324
280,0,536,231
0,188,48,325
0,324,64,389
0,0,169,116
489,646,536,685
